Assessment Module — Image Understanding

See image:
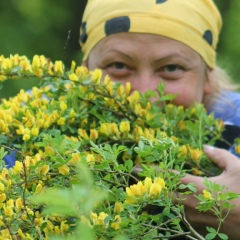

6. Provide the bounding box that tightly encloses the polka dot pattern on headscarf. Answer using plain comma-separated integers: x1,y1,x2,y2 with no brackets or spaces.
80,0,222,68
105,17,131,36
156,0,167,3
79,22,88,44
203,30,213,46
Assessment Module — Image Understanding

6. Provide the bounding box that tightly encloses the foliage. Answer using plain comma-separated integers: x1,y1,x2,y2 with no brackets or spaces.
1,0,240,99
0,54,238,239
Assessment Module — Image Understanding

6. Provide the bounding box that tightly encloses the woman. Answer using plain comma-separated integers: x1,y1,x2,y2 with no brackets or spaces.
79,0,240,238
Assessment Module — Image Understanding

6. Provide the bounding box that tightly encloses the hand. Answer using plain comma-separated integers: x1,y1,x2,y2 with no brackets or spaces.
180,146,240,239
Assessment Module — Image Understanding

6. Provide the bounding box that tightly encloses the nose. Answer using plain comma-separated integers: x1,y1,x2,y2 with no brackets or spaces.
130,70,159,95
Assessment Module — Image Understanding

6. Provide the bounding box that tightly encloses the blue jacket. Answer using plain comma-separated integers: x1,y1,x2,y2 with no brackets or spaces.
207,90,240,156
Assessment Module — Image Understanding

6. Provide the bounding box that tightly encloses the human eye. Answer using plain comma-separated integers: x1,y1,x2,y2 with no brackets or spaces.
162,64,182,73
159,64,184,80
107,62,128,70
104,61,131,79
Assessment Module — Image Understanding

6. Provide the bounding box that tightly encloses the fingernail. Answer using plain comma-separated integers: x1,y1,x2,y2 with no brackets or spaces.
203,145,215,152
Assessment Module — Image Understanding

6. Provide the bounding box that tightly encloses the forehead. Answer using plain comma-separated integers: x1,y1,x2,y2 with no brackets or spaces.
89,33,202,61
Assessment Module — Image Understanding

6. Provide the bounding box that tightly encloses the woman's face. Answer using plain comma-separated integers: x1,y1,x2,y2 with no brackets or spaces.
87,33,213,107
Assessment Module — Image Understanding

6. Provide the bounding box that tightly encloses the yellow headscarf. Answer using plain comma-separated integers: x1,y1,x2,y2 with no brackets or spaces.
80,0,222,68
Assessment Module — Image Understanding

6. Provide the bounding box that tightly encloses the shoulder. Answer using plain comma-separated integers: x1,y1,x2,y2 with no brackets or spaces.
208,90,240,156
207,90,240,127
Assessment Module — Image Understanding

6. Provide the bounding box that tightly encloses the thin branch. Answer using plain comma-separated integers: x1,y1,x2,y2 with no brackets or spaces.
179,211,205,240
61,29,71,61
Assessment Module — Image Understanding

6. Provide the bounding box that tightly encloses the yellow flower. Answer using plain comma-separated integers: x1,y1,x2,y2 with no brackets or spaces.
149,183,162,197
20,59,32,72
127,181,146,198
78,128,89,140
15,198,23,210
86,154,95,164
7,199,14,207
69,109,76,118
39,165,50,175
60,220,69,232
23,133,30,141
54,60,64,75
16,125,25,135
69,73,79,81
35,182,43,194
54,226,61,235
32,55,41,69
4,206,13,217
39,55,47,68
35,216,44,226
34,68,43,77
58,165,70,176
119,121,130,133
127,91,140,103
31,126,39,137
179,145,187,156
96,212,108,226
0,218,4,227
1,58,12,71
1,229,11,238
144,177,152,191
13,161,23,174
91,69,102,83
117,85,124,96
189,147,203,164
0,75,6,81
57,117,66,126
99,123,109,135
70,60,76,73
114,202,124,214
0,193,6,203
111,215,122,230
203,189,212,200
192,168,204,176
178,120,186,130
0,182,5,192
17,228,25,238
125,82,131,95
154,177,166,189
69,153,81,165
235,144,240,154
60,101,67,111
45,220,54,231
90,129,99,141
90,212,98,225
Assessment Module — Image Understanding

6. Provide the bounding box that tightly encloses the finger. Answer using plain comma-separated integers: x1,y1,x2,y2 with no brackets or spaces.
180,174,205,193
203,145,239,171
132,165,142,175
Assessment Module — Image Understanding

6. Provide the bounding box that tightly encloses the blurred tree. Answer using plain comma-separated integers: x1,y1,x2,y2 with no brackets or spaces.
0,0,239,99
215,0,240,81
0,0,87,98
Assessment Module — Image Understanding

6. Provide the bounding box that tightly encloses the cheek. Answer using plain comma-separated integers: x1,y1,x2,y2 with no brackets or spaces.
164,83,204,107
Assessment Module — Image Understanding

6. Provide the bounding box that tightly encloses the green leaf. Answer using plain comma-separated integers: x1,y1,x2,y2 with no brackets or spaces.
205,233,217,240
125,160,133,172
206,227,217,233
218,233,228,240
187,183,197,193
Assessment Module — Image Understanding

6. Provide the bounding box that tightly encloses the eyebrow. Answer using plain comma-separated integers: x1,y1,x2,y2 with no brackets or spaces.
101,49,134,61
100,47,200,66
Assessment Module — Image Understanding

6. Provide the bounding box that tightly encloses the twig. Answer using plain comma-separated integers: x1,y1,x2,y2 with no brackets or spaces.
179,211,205,240
93,168,139,183
61,29,71,61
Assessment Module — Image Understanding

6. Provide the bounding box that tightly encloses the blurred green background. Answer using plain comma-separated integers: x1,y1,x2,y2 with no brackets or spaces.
0,0,240,98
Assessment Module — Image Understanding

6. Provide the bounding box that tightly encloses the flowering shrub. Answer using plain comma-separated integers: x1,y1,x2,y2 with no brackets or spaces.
0,54,238,239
